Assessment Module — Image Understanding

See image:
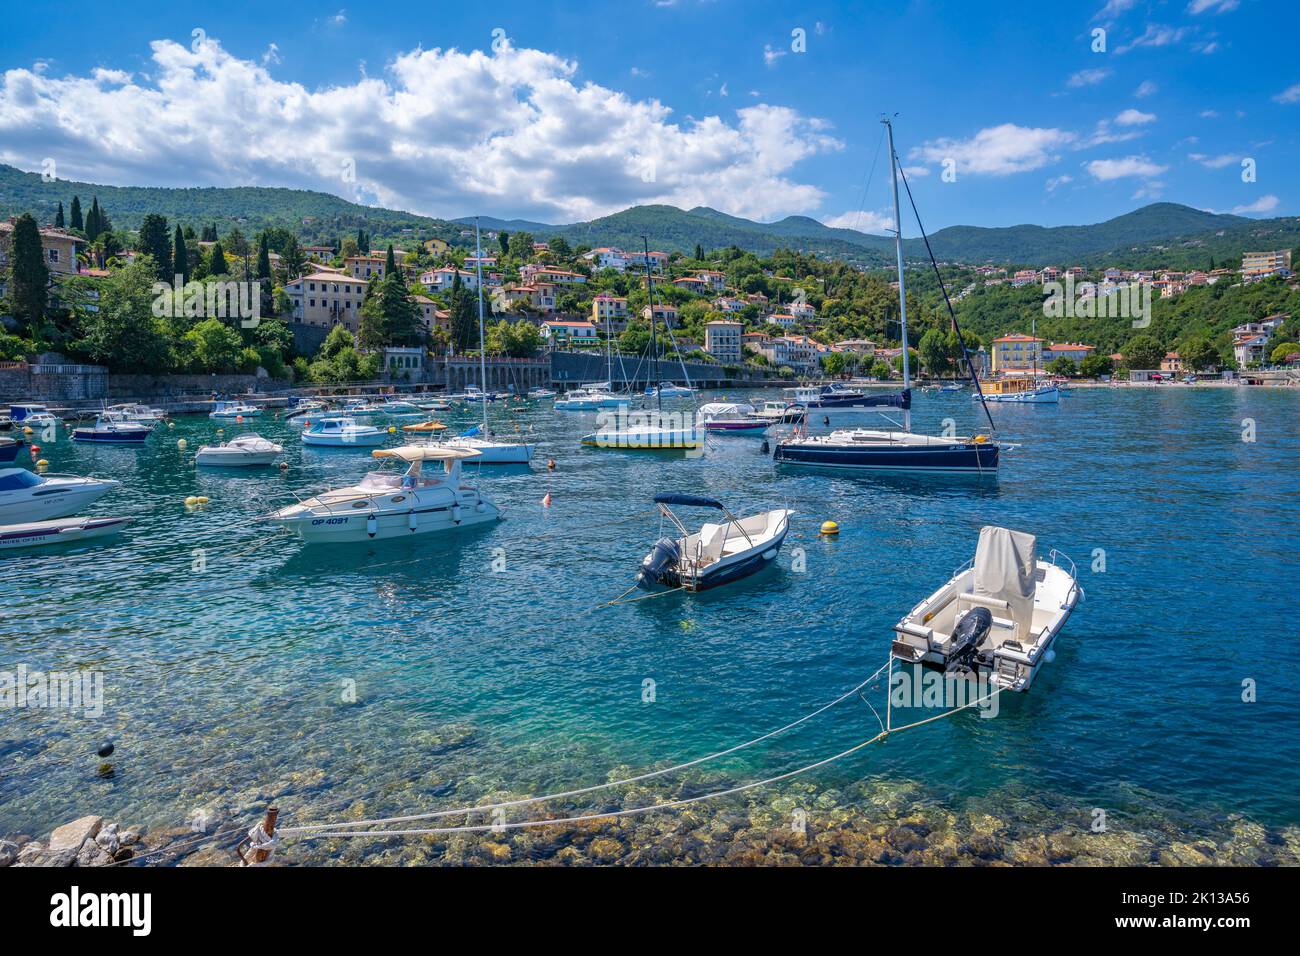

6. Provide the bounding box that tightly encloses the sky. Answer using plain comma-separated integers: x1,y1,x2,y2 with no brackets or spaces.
1,0,1297,234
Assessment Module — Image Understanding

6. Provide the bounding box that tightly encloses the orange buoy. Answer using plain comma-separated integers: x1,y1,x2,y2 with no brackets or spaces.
547,458,556,471
542,493,552,508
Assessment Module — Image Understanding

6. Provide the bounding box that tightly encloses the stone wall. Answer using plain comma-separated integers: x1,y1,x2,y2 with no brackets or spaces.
0,362,109,403
550,351,764,389
106,373,291,399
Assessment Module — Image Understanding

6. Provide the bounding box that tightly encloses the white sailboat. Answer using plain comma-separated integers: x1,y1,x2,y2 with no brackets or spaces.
773,117,1001,474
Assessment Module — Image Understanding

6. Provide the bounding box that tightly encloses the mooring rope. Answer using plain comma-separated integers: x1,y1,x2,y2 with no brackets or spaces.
277,660,893,837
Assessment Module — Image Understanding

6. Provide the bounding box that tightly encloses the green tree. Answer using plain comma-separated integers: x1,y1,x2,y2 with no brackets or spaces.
5,214,50,335
447,272,479,353
207,239,228,275
256,233,275,317
1078,354,1114,378
1122,335,1163,370
498,231,510,256
69,195,83,232
184,318,244,373
69,260,173,372
358,272,423,349
137,214,172,280
54,202,65,229
821,351,849,376
278,234,305,282
1045,356,1077,377
1180,335,1220,372
1270,341,1299,365
917,327,951,377
172,225,190,283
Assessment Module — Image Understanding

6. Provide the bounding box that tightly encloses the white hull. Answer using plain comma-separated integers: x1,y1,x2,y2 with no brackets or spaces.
0,516,132,550
582,426,703,450
0,478,119,523
980,385,1059,403
196,449,281,466
278,498,500,543
443,436,535,463
302,433,388,447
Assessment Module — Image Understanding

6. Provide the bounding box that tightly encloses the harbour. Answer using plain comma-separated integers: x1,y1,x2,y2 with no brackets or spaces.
2,383,1298,866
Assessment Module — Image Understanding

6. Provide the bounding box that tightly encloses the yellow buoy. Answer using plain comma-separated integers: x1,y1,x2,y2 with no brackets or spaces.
216,428,224,435
184,496,199,506
196,496,209,504
388,426,397,434
820,520,840,535
36,458,49,468
168,421,175,428
23,426,33,435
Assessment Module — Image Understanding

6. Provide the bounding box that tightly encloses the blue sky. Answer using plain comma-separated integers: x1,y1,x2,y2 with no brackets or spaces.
1,0,1296,232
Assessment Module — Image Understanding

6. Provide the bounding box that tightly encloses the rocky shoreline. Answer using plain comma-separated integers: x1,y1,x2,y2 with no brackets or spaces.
7,778,1298,868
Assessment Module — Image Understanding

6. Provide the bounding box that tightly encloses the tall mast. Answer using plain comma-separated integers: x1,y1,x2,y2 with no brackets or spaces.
474,218,488,434
643,235,660,412
884,116,911,433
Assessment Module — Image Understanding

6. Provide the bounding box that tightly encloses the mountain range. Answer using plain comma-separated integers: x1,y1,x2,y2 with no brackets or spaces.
2,163,1294,269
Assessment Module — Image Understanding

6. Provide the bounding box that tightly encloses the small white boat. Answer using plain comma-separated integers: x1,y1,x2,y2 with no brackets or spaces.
301,416,388,448
581,414,704,451
210,400,262,419
556,387,632,411
753,400,807,425
106,403,167,425
71,415,153,444
638,494,792,592
411,397,453,412
0,468,120,523
9,404,59,429
195,433,285,467
286,400,328,420
699,402,771,435
526,388,556,399
890,526,1081,692
377,399,425,416
266,445,502,543
645,382,696,398
0,516,132,550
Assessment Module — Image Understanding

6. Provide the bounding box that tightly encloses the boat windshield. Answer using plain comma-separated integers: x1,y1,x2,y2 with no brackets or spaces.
0,470,42,490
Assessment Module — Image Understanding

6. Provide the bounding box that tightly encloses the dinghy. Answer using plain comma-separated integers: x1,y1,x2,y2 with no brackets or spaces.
637,494,793,592
890,526,1081,692
0,516,132,550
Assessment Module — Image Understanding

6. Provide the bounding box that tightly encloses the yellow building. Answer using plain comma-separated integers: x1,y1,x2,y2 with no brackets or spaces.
285,271,369,331
0,218,82,276
590,294,629,332
1241,249,1292,278
991,333,1045,373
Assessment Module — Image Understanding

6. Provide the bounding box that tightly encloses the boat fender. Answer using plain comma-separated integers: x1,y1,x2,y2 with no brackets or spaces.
366,514,378,538
1043,648,1056,664
974,434,988,444
178,439,187,449
475,502,487,513
408,510,418,532
760,439,770,454
451,504,462,525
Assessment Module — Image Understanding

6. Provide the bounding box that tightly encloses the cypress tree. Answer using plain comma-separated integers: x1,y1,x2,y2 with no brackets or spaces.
498,231,509,256
7,214,50,331
55,202,65,229
385,244,398,277
208,239,228,275
137,213,172,280
256,234,275,316
69,195,83,231
174,224,189,283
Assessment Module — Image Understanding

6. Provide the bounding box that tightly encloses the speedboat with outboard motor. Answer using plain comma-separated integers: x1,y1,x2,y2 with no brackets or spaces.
0,468,120,522
699,402,771,436
105,403,167,425
645,382,695,398
195,433,284,467
637,494,793,592
890,526,1081,692
266,445,501,543
9,405,59,430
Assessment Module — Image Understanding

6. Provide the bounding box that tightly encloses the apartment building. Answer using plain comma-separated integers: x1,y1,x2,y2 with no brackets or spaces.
590,293,630,332
991,333,1045,372
285,271,369,331
704,320,743,362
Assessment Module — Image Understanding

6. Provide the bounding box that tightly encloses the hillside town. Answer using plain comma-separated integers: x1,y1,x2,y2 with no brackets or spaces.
1,196,1298,392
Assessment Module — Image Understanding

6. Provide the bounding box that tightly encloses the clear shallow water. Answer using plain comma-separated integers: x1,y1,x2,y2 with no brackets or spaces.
2,387,1298,861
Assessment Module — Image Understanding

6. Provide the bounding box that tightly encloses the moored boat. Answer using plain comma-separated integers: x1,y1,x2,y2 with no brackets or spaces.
71,415,152,444
0,438,24,464
890,526,1081,692
637,494,793,591
195,433,285,467
699,402,771,435
978,377,1060,403
0,516,132,550
0,468,120,523
301,416,388,447
210,400,262,420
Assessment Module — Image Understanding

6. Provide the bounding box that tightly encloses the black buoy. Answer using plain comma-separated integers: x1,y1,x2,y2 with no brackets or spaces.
97,742,115,758
760,439,770,454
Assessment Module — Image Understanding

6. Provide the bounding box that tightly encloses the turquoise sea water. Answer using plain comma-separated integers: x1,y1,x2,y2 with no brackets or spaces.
2,386,1298,862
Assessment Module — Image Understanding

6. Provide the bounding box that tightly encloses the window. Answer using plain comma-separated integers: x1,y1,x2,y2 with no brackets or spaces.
48,249,60,262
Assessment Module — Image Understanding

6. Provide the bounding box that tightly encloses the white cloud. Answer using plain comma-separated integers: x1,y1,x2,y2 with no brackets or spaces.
911,124,1074,176
261,43,281,66
1199,109,1220,118
1086,156,1169,180
0,37,844,222
328,9,347,25
1188,152,1238,169
1273,83,1300,105
1116,24,1187,54
1067,67,1111,88
822,209,894,234
1115,108,1157,126
1231,194,1279,215
1188,0,1240,13
1134,80,1158,98
763,44,786,67
901,165,930,178
1045,174,1074,192
1093,0,1138,22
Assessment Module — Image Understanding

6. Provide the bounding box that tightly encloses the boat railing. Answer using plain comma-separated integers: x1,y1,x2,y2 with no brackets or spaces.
1048,548,1085,606
951,555,976,578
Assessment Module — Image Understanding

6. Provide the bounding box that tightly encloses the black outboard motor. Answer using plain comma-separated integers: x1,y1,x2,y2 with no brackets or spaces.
945,606,993,674
637,537,681,590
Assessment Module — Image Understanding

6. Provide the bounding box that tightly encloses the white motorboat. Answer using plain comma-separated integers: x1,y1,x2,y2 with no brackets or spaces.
581,411,703,451
286,400,328,420
301,416,388,447
376,399,425,416
9,404,59,430
699,402,771,436
195,433,285,467
71,415,153,444
890,526,1081,692
210,400,262,420
105,403,167,425
266,445,502,543
753,400,807,425
554,387,630,411
0,468,120,523
637,494,793,592
0,516,132,550
526,388,556,399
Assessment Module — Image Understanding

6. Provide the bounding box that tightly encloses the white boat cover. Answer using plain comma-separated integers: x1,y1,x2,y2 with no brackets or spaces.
699,403,755,417
973,526,1036,640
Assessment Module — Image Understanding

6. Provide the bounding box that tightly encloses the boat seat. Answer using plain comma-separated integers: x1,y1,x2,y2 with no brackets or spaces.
695,523,728,566
957,591,1010,612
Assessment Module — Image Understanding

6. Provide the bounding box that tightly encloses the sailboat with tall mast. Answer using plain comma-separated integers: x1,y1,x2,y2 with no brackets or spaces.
437,219,536,464
580,238,703,451
773,117,1000,473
